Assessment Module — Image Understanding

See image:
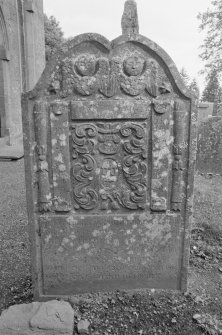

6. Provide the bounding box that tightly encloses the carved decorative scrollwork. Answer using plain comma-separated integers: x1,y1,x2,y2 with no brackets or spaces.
120,123,147,209
71,122,147,211
72,123,97,158
97,123,120,155
152,81,173,114
73,154,98,210
72,124,98,210
152,98,172,114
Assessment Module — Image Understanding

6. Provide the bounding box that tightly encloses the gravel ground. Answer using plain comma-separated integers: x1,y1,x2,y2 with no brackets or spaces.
0,159,31,312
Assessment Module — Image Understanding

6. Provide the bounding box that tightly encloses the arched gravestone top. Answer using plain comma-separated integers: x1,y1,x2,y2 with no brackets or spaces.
26,25,191,101
26,0,191,101
22,0,197,298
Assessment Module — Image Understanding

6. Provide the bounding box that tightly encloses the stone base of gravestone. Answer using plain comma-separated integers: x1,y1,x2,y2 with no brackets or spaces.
0,300,75,335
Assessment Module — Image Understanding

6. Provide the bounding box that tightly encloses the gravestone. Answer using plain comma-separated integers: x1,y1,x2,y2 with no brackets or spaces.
22,0,197,299
196,116,222,175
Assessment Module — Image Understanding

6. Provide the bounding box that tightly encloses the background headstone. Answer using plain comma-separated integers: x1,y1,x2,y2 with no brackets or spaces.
22,0,197,298
197,102,214,124
196,116,222,175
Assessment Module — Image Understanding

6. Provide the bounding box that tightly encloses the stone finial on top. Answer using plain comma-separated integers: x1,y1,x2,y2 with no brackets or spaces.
121,0,139,35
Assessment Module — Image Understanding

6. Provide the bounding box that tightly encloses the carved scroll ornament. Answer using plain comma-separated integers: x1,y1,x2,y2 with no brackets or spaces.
72,124,98,210
72,122,147,211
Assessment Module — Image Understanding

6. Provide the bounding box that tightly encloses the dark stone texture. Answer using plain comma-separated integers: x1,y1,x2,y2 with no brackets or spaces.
22,1,197,298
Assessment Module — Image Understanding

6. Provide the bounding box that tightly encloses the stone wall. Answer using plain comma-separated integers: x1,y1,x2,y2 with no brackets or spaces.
0,0,45,149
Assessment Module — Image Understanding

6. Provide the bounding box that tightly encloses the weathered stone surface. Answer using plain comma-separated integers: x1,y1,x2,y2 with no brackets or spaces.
196,116,222,175
30,300,74,334
0,300,74,335
0,302,41,335
22,0,197,298
121,0,139,35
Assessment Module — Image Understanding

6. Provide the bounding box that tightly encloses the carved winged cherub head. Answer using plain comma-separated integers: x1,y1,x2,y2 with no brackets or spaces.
123,56,145,76
75,55,97,77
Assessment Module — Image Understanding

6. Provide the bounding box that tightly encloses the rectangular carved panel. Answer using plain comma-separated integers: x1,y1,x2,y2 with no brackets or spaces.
71,100,151,119
40,214,181,295
50,101,72,212
72,121,148,212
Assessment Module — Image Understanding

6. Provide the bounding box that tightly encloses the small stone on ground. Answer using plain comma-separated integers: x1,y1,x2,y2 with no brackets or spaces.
0,300,75,335
77,319,90,334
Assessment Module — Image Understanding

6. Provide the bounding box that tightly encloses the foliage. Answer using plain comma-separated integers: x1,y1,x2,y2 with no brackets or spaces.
202,68,222,103
44,14,65,61
189,78,200,100
179,68,200,100
179,67,190,88
198,0,222,75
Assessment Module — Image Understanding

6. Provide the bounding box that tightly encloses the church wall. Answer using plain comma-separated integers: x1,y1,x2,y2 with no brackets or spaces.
0,0,45,147
0,0,23,144
23,0,45,91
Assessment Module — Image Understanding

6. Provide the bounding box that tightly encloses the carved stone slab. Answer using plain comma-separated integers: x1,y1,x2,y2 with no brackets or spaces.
22,0,197,299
